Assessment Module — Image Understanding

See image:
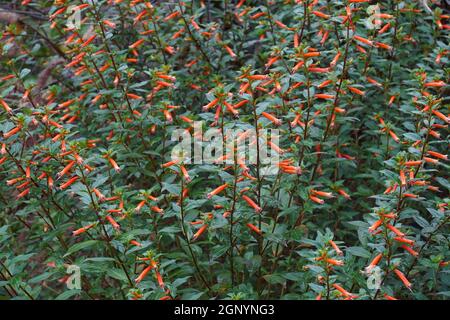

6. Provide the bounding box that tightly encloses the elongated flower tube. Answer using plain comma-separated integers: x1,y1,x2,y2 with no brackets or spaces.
207,183,228,199
394,269,412,289
242,195,262,213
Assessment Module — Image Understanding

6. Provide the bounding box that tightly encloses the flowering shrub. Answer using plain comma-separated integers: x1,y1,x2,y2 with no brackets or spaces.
0,0,449,300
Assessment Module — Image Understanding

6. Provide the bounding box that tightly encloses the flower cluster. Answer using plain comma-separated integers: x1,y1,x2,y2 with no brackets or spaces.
0,0,448,300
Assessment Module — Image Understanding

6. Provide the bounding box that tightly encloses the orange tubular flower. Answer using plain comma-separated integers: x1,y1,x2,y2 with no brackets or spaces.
224,101,239,117
304,51,320,58
60,176,79,190
265,56,280,67
308,67,330,73
404,160,422,167
249,12,265,20
354,35,373,46
309,195,324,204
242,195,262,213
180,165,191,182
163,110,173,123
7,177,23,186
432,109,449,123
389,130,400,142
0,98,12,113
135,200,146,212
236,0,246,8
424,81,446,88
163,11,180,22
348,86,365,96
191,19,200,31
156,80,175,88
424,157,439,164
105,215,120,230
162,160,179,168
108,157,121,172
367,76,382,87
292,61,305,72
57,160,75,178
261,112,282,126
126,93,142,100
374,13,394,19
369,219,383,233
366,253,382,272
375,42,392,50
192,224,208,241
224,45,237,58
330,51,341,67
245,74,268,81
234,99,249,109
280,165,302,175
326,258,344,266
155,270,165,288
311,190,334,198
312,11,330,19
164,46,175,55
401,245,419,257
151,206,164,214
290,113,302,127
399,170,406,186
202,98,219,111
3,126,21,139
394,237,415,245
130,240,142,247
135,264,155,283
332,284,355,298
103,19,116,29
81,35,96,47
1,74,15,81
207,183,228,199
93,188,105,202
427,151,447,160
394,269,412,289
17,181,31,189
386,224,405,237
403,193,418,198
17,188,30,199
129,39,145,49
378,22,391,34
246,223,262,235
274,20,291,30
73,4,89,11
72,223,95,236
318,79,332,89
329,240,343,255
337,189,351,199
315,93,334,100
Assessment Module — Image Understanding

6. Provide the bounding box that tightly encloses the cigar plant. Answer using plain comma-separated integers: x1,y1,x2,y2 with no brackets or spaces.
0,0,449,300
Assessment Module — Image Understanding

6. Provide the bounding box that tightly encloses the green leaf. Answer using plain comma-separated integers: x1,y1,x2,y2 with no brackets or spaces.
55,289,81,300
181,290,205,300
346,246,371,258
107,268,128,282
263,274,286,285
64,240,100,257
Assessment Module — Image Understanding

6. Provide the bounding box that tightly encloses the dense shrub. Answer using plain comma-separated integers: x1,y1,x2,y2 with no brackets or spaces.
0,0,448,300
